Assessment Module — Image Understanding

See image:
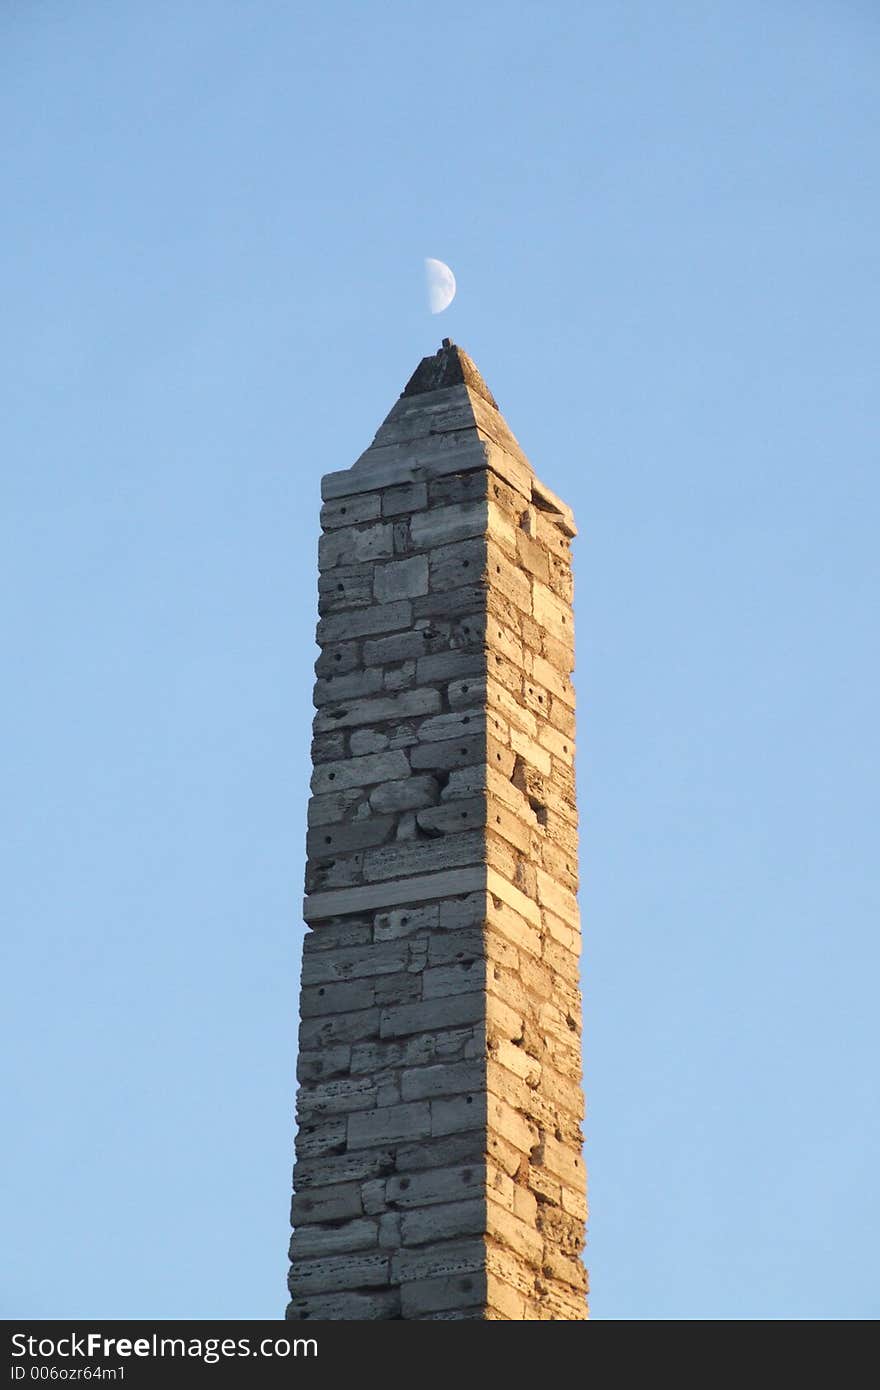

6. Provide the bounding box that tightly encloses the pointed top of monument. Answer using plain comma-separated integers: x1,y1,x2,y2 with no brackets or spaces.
401,339,498,410
320,339,576,536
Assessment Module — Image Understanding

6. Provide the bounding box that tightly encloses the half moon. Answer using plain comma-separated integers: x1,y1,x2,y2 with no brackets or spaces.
425,257,456,314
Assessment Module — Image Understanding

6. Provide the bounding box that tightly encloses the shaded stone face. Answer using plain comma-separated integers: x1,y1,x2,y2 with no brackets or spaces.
288,343,586,1322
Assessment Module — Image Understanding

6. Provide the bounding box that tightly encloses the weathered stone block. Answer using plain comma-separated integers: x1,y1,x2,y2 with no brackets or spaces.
291,1250,390,1295
382,481,427,516
410,501,488,549
401,1061,485,1101
401,1198,485,1247
291,1181,363,1225
319,492,381,531
311,749,410,795
290,1218,379,1258
347,1102,432,1149
373,554,429,603
318,522,393,570
431,1091,487,1137
287,1288,400,1320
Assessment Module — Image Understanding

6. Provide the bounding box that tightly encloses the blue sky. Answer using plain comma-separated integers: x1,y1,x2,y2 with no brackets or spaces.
2,1,878,1320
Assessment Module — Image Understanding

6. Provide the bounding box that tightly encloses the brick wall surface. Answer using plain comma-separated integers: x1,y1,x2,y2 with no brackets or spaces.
287,344,587,1320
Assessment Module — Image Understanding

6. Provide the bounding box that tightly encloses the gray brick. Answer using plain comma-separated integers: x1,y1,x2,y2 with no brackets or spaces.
380,992,484,1039
293,1149,395,1189
310,750,410,795
296,1076,377,1116
369,776,439,814
415,710,486,743
401,1198,485,1247
431,1092,487,1137
313,687,440,732
307,789,367,826
318,564,373,612
373,555,429,603
319,522,393,569
316,600,412,645
300,978,375,1023
306,815,395,858
290,1219,379,1258
301,941,410,986
399,1272,486,1317
291,1181,362,1225
410,737,484,773
298,1008,380,1049
362,831,483,883
381,481,427,516
386,1163,486,1207
401,1061,485,1101
347,1102,431,1149
415,650,485,684
421,961,486,999
410,502,487,549
313,668,383,707
291,1250,390,1294
320,492,381,530
287,1289,400,1320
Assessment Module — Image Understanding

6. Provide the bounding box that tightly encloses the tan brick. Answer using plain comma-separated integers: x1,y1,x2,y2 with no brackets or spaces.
488,1092,539,1156
487,499,518,556
486,677,539,737
536,722,575,763
487,1196,543,1264
536,869,580,928
509,724,553,776
486,866,541,929
515,529,550,583
533,653,575,707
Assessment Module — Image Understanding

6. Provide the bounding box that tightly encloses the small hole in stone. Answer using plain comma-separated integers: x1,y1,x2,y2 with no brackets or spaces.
461,811,468,819
460,746,468,755
496,565,501,573
462,684,469,693
538,694,544,704
496,753,501,761
337,583,344,592
463,560,469,568
563,745,568,753
496,655,502,663
496,816,501,824
399,1177,410,1190
324,836,332,845
328,773,336,781
334,653,342,662
466,1095,473,1104
318,988,325,996
401,916,408,926
462,716,470,725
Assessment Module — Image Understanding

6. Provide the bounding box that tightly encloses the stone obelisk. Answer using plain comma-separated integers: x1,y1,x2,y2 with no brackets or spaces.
287,341,586,1320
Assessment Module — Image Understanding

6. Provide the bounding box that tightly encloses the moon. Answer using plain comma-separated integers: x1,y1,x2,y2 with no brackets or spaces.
425,257,456,314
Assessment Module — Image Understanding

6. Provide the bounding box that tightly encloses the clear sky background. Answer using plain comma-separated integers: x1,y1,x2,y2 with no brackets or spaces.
2,1,878,1321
